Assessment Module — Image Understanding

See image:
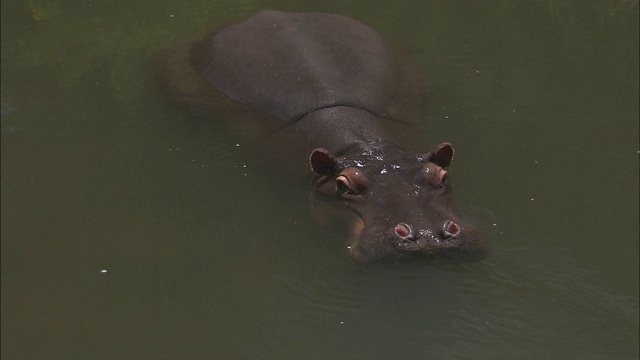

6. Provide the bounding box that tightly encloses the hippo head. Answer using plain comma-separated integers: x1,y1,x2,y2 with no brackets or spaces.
309,142,484,262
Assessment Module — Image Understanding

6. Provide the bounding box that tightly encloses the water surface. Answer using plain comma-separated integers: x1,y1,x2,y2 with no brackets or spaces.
2,1,638,359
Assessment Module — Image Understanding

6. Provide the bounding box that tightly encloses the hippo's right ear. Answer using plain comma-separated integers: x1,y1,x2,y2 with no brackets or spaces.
310,148,337,175
427,142,455,168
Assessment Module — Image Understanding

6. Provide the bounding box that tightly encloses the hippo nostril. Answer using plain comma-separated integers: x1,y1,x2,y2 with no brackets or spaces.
395,223,413,239
443,220,460,237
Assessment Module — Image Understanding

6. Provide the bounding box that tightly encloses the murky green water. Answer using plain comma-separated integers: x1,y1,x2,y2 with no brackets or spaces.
2,1,638,359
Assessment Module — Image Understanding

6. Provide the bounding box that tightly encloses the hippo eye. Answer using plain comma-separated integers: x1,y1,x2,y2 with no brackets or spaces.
335,168,366,196
336,175,356,195
439,172,449,187
419,165,448,190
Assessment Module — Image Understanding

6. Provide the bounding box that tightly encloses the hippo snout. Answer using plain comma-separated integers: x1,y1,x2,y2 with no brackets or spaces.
394,220,461,242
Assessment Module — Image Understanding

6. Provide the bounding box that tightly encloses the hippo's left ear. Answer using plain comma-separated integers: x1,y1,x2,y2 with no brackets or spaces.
426,142,454,168
310,148,338,175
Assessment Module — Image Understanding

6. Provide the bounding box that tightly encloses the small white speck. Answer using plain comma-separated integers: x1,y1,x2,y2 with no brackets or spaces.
100,269,108,273
170,14,174,18
236,144,240,147
493,223,497,227
476,70,480,74
534,160,538,164
531,198,534,201
445,116,449,119
340,321,344,325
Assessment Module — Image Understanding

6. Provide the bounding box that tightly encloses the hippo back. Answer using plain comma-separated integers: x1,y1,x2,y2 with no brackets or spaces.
191,11,403,123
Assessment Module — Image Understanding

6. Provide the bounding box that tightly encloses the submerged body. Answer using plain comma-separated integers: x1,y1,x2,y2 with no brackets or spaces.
156,11,486,262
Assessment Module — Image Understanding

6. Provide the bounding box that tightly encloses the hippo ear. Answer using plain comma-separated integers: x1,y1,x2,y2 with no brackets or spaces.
310,148,337,175
429,142,454,168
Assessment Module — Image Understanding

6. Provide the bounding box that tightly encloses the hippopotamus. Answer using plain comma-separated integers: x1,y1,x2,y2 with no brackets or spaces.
156,10,486,262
